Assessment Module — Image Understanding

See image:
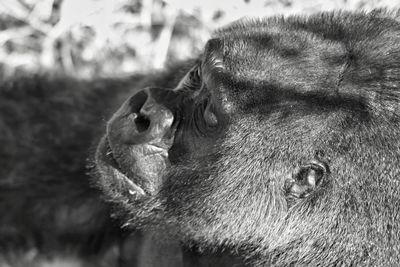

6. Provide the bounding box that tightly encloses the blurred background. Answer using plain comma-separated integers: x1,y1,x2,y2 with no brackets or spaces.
0,0,400,79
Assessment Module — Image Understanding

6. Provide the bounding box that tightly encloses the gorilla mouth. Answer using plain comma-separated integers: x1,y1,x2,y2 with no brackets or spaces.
104,138,124,173
96,135,146,197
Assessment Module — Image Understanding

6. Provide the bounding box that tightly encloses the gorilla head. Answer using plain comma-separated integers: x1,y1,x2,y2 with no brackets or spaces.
94,10,400,266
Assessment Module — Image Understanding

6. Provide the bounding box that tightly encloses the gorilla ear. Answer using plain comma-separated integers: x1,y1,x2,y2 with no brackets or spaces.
284,161,329,201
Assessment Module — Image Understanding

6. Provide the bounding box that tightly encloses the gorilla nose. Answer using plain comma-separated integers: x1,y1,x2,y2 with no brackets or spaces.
118,88,174,145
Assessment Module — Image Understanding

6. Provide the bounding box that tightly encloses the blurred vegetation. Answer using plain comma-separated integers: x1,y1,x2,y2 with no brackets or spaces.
0,0,399,78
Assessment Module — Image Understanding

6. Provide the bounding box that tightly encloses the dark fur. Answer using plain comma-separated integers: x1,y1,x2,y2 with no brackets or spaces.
0,76,126,263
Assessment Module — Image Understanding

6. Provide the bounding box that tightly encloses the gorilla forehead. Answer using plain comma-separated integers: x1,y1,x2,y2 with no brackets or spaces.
202,11,400,118
201,23,346,117
207,16,347,86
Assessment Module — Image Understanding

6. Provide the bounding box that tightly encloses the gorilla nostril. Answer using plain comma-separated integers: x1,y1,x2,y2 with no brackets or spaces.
134,115,150,133
129,90,151,133
129,90,148,113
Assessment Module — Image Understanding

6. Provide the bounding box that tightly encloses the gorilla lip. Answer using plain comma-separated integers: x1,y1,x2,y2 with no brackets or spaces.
96,136,146,197
104,138,122,170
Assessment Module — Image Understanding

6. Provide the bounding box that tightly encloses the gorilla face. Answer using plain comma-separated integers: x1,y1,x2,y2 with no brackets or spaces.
95,11,400,266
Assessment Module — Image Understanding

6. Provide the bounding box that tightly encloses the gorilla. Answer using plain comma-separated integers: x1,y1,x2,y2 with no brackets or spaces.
1,9,400,267
94,9,400,266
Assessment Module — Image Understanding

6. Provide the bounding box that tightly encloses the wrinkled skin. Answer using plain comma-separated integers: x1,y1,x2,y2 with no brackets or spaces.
94,10,400,266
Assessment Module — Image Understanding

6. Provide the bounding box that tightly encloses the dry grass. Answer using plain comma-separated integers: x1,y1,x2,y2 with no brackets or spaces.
0,0,399,78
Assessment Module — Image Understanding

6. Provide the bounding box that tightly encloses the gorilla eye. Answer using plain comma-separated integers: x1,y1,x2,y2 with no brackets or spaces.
176,64,202,92
186,65,201,89
189,65,201,86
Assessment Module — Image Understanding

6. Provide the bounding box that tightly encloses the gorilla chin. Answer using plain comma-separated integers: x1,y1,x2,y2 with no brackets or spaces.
93,10,400,267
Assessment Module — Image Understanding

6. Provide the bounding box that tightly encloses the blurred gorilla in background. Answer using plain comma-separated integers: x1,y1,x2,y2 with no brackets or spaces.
2,9,400,267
